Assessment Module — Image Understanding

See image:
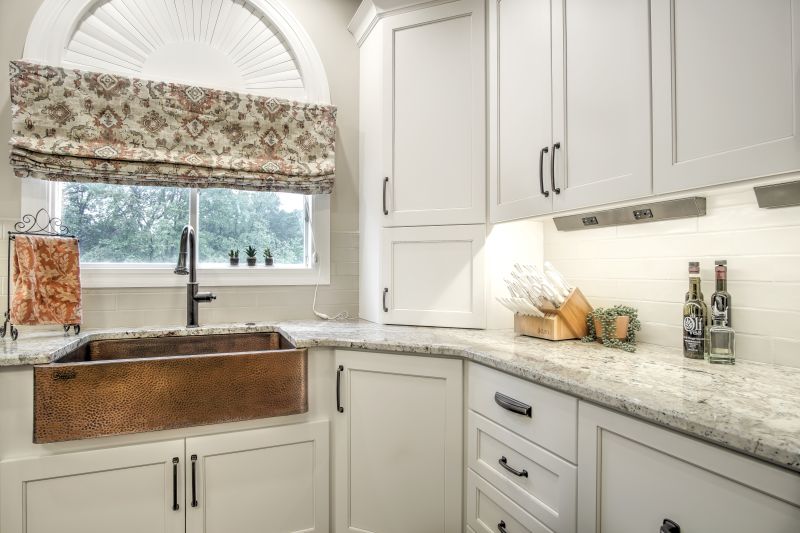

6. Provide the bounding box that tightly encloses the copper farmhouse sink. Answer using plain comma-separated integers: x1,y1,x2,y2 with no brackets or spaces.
33,332,308,443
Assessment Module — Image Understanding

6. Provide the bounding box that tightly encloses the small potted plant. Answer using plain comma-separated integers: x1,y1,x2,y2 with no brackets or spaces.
582,305,642,352
263,247,274,266
244,245,258,266
229,249,239,266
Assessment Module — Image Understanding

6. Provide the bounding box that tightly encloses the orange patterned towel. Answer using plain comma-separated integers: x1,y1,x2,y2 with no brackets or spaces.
11,235,82,326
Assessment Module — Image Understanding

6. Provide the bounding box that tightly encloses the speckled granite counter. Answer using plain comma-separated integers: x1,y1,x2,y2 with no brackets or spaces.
2,319,799,473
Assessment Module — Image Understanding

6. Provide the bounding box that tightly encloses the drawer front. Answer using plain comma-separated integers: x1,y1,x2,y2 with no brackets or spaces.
468,363,577,462
468,411,576,532
467,470,553,533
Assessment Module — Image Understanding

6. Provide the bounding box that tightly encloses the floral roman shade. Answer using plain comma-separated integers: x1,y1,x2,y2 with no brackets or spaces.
8,60,336,194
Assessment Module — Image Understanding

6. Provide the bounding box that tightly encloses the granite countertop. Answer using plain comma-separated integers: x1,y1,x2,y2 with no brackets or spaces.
2,319,799,473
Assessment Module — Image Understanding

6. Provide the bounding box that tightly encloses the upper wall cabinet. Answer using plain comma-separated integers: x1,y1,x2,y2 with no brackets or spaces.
489,0,652,223
370,0,486,227
652,0,800,194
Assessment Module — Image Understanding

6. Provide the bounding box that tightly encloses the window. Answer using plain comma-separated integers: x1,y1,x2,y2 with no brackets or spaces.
38,181,329,288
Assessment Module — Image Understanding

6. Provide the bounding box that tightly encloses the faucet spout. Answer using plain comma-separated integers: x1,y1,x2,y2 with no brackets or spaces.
175,225,214,327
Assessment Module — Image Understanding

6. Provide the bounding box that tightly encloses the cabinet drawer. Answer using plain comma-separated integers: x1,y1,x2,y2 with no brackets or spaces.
468,411,575,532
468,363,577,462
467,470,553,533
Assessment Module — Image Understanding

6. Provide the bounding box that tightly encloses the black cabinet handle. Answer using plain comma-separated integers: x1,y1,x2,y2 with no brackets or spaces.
661,519,680,533
499,456,528,477
494,392,532,417
336,365,344,413
550,142,561,194
172,457,180,511
190,454,198,508
382,288,389,313
538,146,550,197
497,520,508,533
382,177,389,215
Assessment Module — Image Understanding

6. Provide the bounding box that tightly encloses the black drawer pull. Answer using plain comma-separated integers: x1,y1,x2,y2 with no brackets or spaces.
538,146,550,197
499,456,528,477
494,392,532,417
382,177,389,215
550,142,561,194
497,520,508,533
336,365,344,413
382,288,389,313
190,454,198,507
172,457,180,511
661,519,680,533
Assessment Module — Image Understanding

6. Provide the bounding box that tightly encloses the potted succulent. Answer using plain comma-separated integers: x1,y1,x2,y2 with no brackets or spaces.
264,247,274,266
244,245,258,266
229,249,239,266
582,305,642,352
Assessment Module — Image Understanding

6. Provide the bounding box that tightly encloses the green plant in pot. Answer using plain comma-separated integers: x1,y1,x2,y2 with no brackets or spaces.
229,249,239,266
263,247,274,266
244,245,258,266
582,305,641,352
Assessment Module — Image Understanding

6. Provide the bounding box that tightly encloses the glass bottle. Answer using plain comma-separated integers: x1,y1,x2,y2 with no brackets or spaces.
682,261,708,359
708,317,736,364
710,260,732,327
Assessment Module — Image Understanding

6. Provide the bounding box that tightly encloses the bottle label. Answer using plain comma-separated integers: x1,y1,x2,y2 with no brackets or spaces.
683,316,703,336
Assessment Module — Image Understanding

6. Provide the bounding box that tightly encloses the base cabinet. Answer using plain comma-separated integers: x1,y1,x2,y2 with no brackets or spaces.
333,350,463,533
0,439,185,533
578,403,800,533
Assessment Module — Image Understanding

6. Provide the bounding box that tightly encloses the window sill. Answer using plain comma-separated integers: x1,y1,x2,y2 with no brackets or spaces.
80,264,330,288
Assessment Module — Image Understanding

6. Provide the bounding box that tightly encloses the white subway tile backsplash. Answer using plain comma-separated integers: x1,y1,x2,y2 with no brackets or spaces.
545,187,800,367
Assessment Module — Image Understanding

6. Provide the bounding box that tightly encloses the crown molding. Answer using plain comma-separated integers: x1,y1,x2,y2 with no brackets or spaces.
348,0,457,46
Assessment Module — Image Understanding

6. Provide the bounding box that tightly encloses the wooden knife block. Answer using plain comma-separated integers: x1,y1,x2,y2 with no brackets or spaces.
514,288,593,341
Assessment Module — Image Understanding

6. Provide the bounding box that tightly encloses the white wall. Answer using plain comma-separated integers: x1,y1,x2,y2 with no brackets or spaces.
544,182,800,367
0,0,360,330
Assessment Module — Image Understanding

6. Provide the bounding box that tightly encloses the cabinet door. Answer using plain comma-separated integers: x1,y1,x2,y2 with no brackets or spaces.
381,224,486,328
333,350,463,533
0,439,185,533
186,422,329,533
551,0,652,212
652,0,800,193
578,403,800,533
488,0,554,222
382,0,486,227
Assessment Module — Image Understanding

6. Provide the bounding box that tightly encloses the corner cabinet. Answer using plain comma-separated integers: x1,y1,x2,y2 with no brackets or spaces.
652,0,800,194
333,350,463,533
578,403,800,533
489,0,652,223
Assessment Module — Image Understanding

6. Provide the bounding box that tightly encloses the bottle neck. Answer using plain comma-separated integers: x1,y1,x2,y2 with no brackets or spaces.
688,275,702,299
715,270,727,291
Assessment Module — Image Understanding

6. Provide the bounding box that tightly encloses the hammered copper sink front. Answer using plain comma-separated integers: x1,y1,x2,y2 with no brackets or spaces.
33,332,308,443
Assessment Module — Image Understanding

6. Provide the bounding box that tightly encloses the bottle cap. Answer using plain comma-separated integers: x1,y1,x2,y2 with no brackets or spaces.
688,261,700,273
715,260,727,266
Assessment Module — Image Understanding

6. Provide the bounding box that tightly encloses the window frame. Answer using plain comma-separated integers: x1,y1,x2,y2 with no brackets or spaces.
22,180,331,288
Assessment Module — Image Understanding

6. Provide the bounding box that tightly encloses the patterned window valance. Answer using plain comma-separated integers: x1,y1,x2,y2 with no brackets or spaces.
8,61,336,194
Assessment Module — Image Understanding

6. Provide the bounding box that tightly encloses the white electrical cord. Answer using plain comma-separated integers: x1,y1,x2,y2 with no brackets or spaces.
308,200,349,321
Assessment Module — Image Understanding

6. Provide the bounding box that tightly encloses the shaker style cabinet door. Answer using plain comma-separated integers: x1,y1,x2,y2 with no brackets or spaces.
185,422,329,533
577,403,800,533
380,224,486,328
488,0,554,222
381,0,486,227
652,0,800,194
333,350,463,533
551,0,653,212
0,439,185,533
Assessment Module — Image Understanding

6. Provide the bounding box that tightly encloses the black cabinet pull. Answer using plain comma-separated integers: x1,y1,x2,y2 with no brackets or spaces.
497,520,508,533
172,457,180,511
382,177,389,215
494,392,532,417
538,146,550,197
336,365,344,413
499,456,528,477
190,454,198,508
550,142,561,194
661,519,680,533
382,288,389,313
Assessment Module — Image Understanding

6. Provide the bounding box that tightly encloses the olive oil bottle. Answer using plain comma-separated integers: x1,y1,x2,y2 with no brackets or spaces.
683,262,708,359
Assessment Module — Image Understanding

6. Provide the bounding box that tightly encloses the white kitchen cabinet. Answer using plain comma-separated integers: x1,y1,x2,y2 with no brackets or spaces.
652,0,800,194
379,224,486,328
489,0,652,223
186,422,329,533
578,403,800,533
333,350,463,533
0,439,185,533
